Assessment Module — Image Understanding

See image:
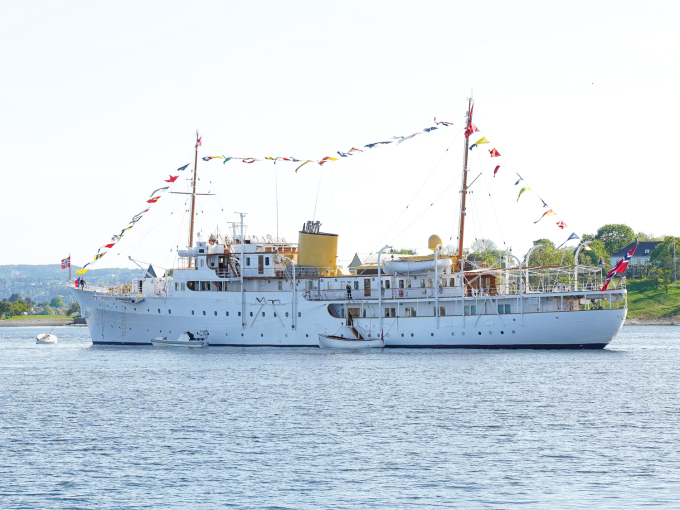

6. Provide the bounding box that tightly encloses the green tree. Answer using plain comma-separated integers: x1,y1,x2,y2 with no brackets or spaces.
636,231,663,242
650,236,677,270
0,301,11,315
389,248,417,255
40,305,55,316
8,293,22,302
66,301,81,316
578,239,608,267
10,302,29,316
50,297,66,308
595,224,635,256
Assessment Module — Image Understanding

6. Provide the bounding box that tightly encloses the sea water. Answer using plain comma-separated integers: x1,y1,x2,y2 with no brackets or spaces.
1,326,679,509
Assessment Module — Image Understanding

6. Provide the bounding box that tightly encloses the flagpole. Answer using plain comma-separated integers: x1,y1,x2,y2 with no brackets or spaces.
188,131,199,250
69,253,71,282
457,98,472,264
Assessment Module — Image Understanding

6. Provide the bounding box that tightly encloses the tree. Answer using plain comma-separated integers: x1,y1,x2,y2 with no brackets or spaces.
650,236,677,270
636,231,663,242
578,239,608,267
51,297,66,308
440,245,458,256
40,305,55,316
8,293,22,303
66,301,81,316
595,224,635,256
10,302,29,316
471,238,497,253
389,248,417,255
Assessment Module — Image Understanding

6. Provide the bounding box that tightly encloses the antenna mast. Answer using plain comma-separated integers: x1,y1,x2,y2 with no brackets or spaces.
188,131,200,248
457,98,473,262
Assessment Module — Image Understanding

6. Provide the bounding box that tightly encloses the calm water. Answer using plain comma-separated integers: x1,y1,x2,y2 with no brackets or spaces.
1,326,679,509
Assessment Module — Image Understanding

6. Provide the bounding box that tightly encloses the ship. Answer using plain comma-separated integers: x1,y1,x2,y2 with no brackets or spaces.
71,101,627,348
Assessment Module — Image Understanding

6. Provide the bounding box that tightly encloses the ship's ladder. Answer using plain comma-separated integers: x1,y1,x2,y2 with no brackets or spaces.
229,257,240,277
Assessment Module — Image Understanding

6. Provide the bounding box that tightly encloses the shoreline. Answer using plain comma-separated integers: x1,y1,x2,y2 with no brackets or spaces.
625,317,680,326
0,318,80,328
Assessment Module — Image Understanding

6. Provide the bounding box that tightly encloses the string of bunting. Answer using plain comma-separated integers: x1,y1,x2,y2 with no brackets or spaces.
200,118,456,172
463,105,594,257
75,163,190,274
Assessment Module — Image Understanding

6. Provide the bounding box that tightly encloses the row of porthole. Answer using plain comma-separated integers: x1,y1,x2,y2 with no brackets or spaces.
401,330,517,337
155,309,302,318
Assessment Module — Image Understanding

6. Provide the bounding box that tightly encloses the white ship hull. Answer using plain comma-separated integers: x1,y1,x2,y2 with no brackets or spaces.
71,287,626,349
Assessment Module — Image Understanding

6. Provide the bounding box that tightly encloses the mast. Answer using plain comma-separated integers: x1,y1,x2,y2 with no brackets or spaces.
188,131,200,248
457,98,473,262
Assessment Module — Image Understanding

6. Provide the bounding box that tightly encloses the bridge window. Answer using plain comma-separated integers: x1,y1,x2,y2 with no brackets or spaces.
353,281,359,290
246,257,251,266
265,257,270,266
428,279,433,288
175,283,179,291
181,283,185,291
406,279,412,288
399,280,404,289
464,305,477,316
187,281,196,291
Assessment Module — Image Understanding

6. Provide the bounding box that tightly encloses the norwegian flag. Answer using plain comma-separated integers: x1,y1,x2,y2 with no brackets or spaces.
195,136,202,149
61,256,70,269
601,243,638,291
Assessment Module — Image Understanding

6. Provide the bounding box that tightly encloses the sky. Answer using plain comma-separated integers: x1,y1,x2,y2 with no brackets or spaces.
1,0,678,270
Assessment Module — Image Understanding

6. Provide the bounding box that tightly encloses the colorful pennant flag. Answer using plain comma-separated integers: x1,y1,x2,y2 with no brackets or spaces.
195,137,202,148
177,164,189,171
534,209,556,224
517,186,531,202
494,165,501,177
464,105,475,138
514,173,523,185
147,196,161,203
557,233,580,249
365,141,392,149
75,263,90,275
556,221,566,229
295,160,313,173
489,148,501,157
599,256,607,265
434,118,453,126
423,127,438,132
469,137,489,150
318,156,338,165
149,187,169,197
165,175,179,183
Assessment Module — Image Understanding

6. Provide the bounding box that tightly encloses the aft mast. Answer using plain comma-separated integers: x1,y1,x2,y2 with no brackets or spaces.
457,98,473,262
188,131,200,248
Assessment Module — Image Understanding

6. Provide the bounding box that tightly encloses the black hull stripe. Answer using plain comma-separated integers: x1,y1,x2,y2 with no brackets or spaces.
92,342,608,349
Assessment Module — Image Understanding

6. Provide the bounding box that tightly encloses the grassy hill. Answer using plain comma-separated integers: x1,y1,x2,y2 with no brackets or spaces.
626,280,680,319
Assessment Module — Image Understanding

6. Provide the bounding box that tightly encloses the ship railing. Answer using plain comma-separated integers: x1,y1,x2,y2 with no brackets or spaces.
282,266,332,279
303,286,465,301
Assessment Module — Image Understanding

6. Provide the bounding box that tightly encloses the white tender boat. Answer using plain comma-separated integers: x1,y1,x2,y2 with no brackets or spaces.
36,333,57,344
318,333,383,349
152,331,208,348
382,258,451,275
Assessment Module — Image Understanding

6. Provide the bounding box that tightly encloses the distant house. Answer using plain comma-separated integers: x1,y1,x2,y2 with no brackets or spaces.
348,253,379,274
610,241,661,267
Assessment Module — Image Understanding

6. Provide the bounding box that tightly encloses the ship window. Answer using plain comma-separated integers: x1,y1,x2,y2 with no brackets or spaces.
192,310,195,315
187,281,196,291
274,312,277,317
428,279,433,288
286,312,289,317
420,279,426,288
246,257,250,266
440,306,445,317
214,311,217,316
385,280,391,289
158,309,161,314
213,281,223,291
203,311,206,315
449,278,454,287
504,304,511,314
238,311,241,316
200,281,210,291
265,257,270,266
385,308,390,317
200,259,204,267
262,312,265,317
298,312,301,317
399,280,404,289
442,279,447,287
354,281,359,290
175,283,179,291
181,283,185,291
406,279,412,288
278,280,283,290
226,311,229,316
464,305,477,316
168,309,172,314
250,312,253,317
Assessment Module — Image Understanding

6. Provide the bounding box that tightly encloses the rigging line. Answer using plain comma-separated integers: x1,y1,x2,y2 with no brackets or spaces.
274,164,279,242
97,200,189,268
369,132,462,255
387,177,461,246
477,149,507,248
312,165,323,222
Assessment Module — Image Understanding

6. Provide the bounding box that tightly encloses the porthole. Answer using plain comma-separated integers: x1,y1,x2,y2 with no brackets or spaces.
501,331,504,334
411,333,414,337
203,311,206,316
238,312,241,316
192,310,195,315
451,332,454,336
462,332,465,336
261,334,264,337
512,330,516,334
285,312,289,317
306,334,309,337
226,311,229,316
168,309,171,314
489,331,492,335
274,312,277,317
241,333,244,337
250,312,253,317
478,332,481,335
431,333,434,336
225,333,228,336
157,309,160,314
401,333,404,337
285,334,288,338
214,311,217,316
298,312,301,317
262,312,265,317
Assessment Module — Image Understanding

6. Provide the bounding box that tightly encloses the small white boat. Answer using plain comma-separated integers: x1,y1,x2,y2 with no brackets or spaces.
152,331,208,348
318,333,384,349
382,258,451,275
36,333,57,344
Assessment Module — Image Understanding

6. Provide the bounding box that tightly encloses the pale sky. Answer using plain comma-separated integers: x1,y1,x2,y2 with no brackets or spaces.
2,0,678,269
